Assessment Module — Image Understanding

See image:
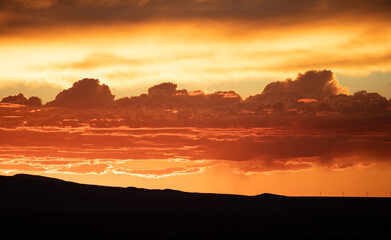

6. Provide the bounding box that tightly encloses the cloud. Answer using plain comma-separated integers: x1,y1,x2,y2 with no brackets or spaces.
2,70,389,130
46,78,115,109
243,70,357,112
1,93,42,107
260,70,348,100
116,82,241,111
0,163,48,173
148,82,178,96
0,81,63,104
232,160,314,175
0,69,390,174
56,163,109,175
9,0,57,9
113,166,204,178
0,126,390,175
264,51,391,73
1,0,391,34
50,53,142,70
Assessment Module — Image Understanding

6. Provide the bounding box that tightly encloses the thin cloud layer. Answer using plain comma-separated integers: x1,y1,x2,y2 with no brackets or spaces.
113,166,204,178
0,126,390,176
9,0,56,9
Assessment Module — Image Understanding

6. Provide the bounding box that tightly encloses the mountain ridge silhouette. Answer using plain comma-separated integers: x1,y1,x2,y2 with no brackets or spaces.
0,174,390,239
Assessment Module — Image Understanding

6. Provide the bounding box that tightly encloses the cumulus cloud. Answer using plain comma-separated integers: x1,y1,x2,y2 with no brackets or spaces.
148,82,178,96
244,70,349,108
261,70,348,99
1,93,42,107
45,78,114,109
242,70,359,113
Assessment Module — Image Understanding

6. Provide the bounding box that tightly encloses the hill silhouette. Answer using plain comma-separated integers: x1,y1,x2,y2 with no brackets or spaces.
0,174,390,239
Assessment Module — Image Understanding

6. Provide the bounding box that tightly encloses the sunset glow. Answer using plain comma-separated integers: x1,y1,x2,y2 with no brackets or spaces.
1,0,391,197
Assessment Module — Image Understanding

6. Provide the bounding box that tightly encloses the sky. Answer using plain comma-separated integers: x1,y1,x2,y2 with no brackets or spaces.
0,0,391,196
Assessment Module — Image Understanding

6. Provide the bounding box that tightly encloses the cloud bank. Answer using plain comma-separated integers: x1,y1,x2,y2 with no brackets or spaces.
0,126,389,176
1,0,391,33
0,69,390,176
0,70,389,129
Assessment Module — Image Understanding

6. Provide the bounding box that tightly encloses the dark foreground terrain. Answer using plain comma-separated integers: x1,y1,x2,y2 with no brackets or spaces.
0,174,390,239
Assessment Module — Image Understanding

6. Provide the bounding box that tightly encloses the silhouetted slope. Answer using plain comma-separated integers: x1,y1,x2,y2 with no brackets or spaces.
0,174,390,240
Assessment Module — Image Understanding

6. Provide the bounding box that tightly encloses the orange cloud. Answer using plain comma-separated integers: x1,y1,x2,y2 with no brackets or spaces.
50,53,142,70
113,166,204,178
1,11,390,99
10,0,57,10
0,70,390,177
1,0,391,33
46,78,114,108
56,163,109,175
2,93,42,107
1,126,390,175
261,70,348,99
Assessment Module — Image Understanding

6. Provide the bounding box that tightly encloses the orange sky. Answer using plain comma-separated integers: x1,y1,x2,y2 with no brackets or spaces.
1,123,390,197
0,0,391,196
1,0,391,101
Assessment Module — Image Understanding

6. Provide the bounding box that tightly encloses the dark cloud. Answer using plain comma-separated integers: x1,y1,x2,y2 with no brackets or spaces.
1,93,28,105
243,70,352,112
259,70,347,102
148,82,178,96
0,81,62,104
1,0,391,33
1,93,42,107
45,78,114,109
116,82,241,112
